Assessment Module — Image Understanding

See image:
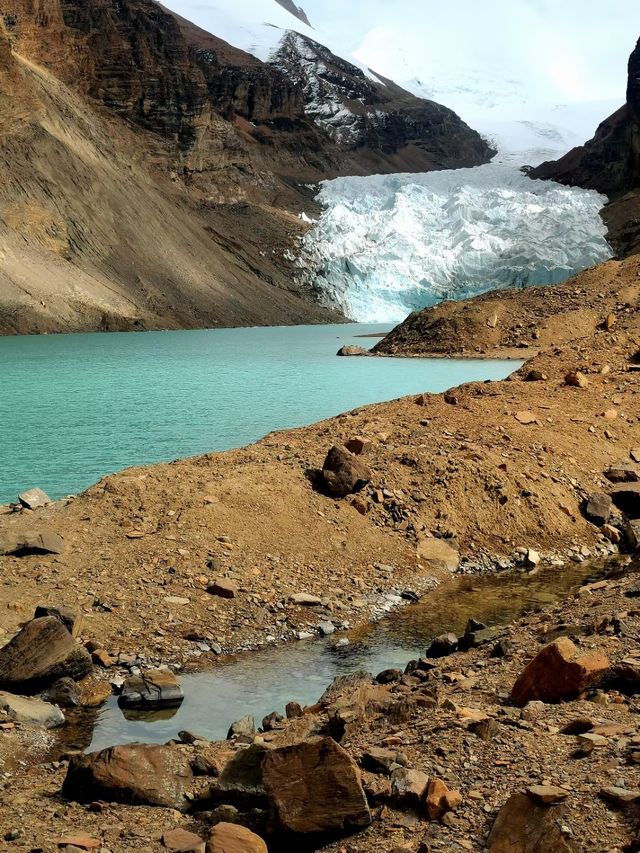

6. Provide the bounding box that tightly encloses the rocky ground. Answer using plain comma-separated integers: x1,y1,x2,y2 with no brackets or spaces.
0,257,638,851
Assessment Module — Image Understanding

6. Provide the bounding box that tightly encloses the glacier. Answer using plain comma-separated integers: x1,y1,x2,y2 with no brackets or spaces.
299,163,611,323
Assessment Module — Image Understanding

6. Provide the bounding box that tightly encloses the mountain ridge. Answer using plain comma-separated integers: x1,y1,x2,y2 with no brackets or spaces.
0,0,493,334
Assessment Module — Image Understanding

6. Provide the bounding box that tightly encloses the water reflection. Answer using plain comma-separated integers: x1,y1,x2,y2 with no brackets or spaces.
88,559,621,751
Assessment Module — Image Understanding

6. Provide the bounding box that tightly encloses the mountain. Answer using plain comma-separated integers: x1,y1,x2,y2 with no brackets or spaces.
0,0,492,334
530,37,640,257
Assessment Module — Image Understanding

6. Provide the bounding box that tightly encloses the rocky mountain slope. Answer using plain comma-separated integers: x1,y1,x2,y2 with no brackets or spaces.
0,253,639,852
0,0,492,334
531,37,640,257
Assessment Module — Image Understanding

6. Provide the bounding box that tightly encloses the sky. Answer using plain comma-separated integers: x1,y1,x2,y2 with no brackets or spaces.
166,0,639,150
301,0,637,106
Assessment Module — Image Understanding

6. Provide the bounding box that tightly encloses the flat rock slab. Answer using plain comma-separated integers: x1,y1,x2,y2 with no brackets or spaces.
488,792,577,852
0,691,65,728
206,823,267,853
162,828,205,852
62,743,195,811
0,530,64,556
0,617,92,692
118,669,184,710
609,482,640,518
18,487,51,509
417,538,460,572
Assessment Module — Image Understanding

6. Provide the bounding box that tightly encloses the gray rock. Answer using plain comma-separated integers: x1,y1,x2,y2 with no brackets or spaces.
40,677,82,708
0,530,64,556
604,462,639,483
585,492,612,525
118,669,183,710
426,633,458,658
0,617,91,692
33,605,80,637
317,621,335,636
18,488,51,509
289,592,322,606
0,691,65,728
227,714,256,739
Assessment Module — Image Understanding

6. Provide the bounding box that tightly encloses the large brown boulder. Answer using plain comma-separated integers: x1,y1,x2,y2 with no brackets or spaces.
320,445,371,498
511,638,609,706
261,736,371,835
62,743,195,810
206,823,267,853
488,792,577,852
0,617,91,692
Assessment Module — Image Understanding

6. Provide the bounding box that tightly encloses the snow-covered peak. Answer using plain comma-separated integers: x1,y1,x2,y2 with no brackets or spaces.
161,0,378,82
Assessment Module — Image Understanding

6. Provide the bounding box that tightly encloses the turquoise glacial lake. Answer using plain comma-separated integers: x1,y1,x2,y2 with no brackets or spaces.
0,324,517,504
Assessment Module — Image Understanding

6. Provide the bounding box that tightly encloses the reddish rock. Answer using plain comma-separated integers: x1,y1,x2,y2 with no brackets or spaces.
261,736,371,834
162,828,205,852
511,638,609,706
564,371,589,388
488,792,577,852
62,744,195,810
206,823,267,853
345,437,370,455
56,834,101,850
426,778,461,820
207,579,238,599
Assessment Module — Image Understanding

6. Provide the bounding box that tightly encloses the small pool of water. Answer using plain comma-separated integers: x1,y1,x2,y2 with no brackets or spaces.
0,324,517,504
87,558,620,752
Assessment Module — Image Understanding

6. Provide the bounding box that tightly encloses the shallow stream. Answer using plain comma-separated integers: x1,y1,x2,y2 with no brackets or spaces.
86,558,620,752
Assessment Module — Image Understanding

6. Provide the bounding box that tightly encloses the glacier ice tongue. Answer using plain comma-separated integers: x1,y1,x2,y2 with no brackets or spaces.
299,163,612,323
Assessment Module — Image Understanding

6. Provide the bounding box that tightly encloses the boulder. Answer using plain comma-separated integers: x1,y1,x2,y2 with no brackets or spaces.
426,633,458,658
390,767,429,807
459,625,507,651
511,638,609,706
488,792,577,852
0,530,64,556
336,345,368,357
33,604,80,637
585,493,612,525
162,828,205,852
524,369,547,382
320,445,371,498
0,618,92,692
526,785,569,805
18,487,51,509
417,538,460,572
426,778,461,820
361,747,401,775
40,677,81,708
609,482,640,518
214,743,270,806
118,670,184,710
62,744,195,810
261,736,371,835
604,461,640,483
206,823,267,853
227,715,255,739
344,437,370,455
0,691,65,728
564,371,588,388
207,580,238,599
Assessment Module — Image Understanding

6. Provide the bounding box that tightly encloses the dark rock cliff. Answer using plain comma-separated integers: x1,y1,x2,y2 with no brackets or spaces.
530,38,640,256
